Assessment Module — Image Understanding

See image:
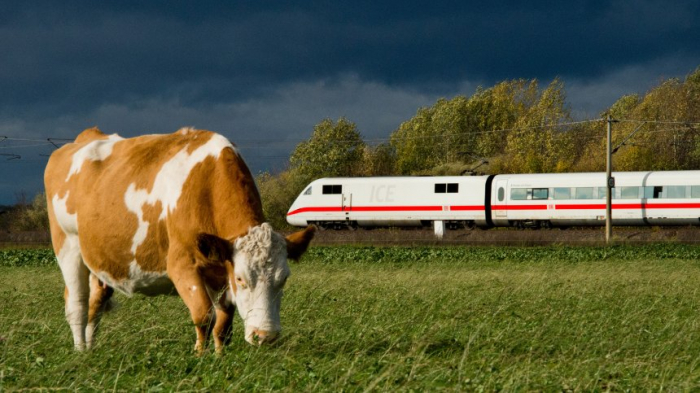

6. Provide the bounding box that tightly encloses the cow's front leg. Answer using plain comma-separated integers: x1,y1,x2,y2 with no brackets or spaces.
169,265,214,354
213,303,235,353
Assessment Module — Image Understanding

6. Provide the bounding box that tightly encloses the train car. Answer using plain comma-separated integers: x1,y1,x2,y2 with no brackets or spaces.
287,171,700,230
491,171,700,227
286,176,489,229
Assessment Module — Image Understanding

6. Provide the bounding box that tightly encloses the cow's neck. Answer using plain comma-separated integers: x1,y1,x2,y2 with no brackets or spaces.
209,149,265,241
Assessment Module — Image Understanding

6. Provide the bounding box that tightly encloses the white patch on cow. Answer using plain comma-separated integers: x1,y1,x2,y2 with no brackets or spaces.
124,184,150,254
56,234,83,295
96,261,171,297
124,133,238,256
52,192,78,234
177,127,195,135
66,134,123,181
228,278,235,302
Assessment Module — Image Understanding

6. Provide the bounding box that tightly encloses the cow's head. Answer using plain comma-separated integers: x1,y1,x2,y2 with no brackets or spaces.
225,223,314,345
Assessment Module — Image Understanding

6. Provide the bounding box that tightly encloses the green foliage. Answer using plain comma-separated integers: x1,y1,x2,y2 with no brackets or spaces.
256,169,308,230
361,143,396,176
0,248,55,267
607,68,700,171
607,94,641,119
391,106,439,174
498,79,575,173
289,117,366,185
415,162,473,176
4,193,50,232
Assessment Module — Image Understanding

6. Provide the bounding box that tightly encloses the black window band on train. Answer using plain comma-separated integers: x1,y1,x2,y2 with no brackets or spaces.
435,183,459,193
484,175,496,228
323,185,342,194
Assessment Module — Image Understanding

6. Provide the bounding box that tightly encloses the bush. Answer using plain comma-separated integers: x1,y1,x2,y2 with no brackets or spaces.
12,193,50,232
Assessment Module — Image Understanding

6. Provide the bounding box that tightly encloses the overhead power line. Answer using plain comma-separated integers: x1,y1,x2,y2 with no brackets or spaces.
2,118,700,163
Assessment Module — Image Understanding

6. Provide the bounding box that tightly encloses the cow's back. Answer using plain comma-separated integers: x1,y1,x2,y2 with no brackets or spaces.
45,127,263,295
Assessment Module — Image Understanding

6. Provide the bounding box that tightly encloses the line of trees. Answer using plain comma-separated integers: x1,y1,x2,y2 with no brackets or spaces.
259,67,700,229
0,192,49,233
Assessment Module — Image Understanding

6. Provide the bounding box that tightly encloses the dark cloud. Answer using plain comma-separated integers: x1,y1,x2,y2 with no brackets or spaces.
3,1,698,115
1,1,699,203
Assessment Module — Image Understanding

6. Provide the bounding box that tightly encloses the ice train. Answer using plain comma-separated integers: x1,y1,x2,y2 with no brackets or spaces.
286,171,700,229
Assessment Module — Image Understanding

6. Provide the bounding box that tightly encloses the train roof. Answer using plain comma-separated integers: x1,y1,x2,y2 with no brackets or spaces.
308,175,488,184
311,170,700,182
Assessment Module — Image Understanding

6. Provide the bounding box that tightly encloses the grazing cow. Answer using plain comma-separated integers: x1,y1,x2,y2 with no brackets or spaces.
44,127,314,352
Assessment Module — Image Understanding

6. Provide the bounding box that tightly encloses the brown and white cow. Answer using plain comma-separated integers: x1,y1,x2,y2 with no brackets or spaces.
44,127,314,352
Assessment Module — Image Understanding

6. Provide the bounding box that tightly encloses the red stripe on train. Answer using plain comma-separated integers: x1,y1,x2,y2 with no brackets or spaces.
287,205,484,216
555,203,700,209
492,205,548,210
288,202,700,216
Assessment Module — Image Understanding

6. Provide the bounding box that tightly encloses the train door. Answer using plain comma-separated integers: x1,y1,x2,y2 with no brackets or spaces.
342,192,352,221
495,180,508,218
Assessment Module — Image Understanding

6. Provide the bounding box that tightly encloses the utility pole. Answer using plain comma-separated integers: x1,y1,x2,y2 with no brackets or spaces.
605,116,614,244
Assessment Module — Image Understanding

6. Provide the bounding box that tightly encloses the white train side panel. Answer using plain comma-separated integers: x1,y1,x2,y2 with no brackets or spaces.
491,171,700,227
287,176,489,228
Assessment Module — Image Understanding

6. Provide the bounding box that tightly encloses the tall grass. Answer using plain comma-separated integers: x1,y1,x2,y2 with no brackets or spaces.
2,246,700,390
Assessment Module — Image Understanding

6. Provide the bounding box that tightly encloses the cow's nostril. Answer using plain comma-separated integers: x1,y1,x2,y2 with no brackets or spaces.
252,329,278,344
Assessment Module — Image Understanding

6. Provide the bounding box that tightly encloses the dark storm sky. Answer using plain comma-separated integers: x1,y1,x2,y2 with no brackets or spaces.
1,0,699,204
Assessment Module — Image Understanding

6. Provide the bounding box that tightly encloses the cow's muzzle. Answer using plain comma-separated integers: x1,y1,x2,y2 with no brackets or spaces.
247,328,279,345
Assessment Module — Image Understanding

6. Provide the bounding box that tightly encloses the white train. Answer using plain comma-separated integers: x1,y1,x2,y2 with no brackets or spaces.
286,171,700,229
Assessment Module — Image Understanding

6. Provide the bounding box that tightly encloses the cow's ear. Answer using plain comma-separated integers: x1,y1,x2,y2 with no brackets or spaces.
197,233,233,264
286,225,316,261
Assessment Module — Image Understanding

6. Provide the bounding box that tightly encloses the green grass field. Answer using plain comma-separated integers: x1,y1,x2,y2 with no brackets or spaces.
2,245,700,391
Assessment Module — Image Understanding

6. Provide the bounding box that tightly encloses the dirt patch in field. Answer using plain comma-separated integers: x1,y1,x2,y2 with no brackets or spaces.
0,230,50,248
309,226,700,246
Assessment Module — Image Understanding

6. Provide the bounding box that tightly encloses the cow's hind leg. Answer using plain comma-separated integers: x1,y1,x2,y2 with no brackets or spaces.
57,240,90,350
86,274,115,349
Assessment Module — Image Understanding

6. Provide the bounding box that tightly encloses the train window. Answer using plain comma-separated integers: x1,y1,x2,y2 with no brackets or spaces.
692,186,700,198
575,187,594,199
304,187,312,195
553,188,571,200
532,188,548,200
434,183,458,193
511,188,528,200
498,187,505,201
643,186,662,199
621,187,640,199
322,185,342,194
598,187,614,199
665,186,686,198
